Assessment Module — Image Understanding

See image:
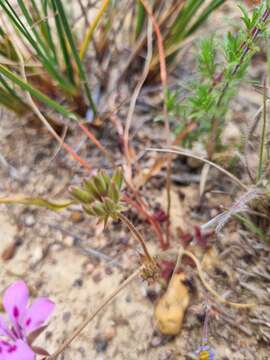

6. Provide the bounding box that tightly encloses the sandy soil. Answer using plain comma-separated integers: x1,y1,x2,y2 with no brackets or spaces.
0,2,270,359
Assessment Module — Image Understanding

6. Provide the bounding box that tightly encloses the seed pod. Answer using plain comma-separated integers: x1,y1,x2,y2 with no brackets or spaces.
92,201,107,217
93,174,108,195
99,170,110,188
83,205,96,216
112,168,123,190
103,197,116,214
70,187,94,204
83,179,100,200
108,182,120,203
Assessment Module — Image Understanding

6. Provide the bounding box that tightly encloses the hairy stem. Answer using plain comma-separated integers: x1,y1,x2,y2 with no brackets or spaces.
117,212,155,265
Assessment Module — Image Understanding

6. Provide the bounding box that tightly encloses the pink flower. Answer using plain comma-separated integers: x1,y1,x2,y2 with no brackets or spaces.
0,281,55,359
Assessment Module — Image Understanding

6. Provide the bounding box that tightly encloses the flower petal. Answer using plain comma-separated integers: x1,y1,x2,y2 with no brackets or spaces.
24,297,55,334
0,340,35,360
0,315,11,338
3,281,29,327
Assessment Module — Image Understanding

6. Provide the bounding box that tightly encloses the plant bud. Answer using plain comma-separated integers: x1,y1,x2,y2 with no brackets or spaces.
93,174,108,195
108,182,120,203
70,187,93,203
84,179,100,200
100,170,110,188
103,197,116,214
92,201,107,217
112,168,123,190
83,205,96,216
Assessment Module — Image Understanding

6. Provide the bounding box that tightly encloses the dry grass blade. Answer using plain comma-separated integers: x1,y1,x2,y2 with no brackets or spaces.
200,163,210,197
139,0,172,246
12,36,92,171
201,188,263,233
182,250,256,309
133,122,197,188
79,0,110,60
47,267,142,359
123,20,153,175
0,195,72,211
160,249,256,309
146,147,248,190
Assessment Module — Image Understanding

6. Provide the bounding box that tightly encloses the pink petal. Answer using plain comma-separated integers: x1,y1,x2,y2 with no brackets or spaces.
0,340,35,360
0,315,11,338
3,281,29,327
24,297,55,334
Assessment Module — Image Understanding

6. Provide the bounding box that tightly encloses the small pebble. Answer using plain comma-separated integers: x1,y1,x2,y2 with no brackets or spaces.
151,335,162,348
63,235,74,247
85,262,95,274
94,335,108,353
73,278,83,288
105,267,113,275
104,326,116,341
159,350,174,360
2,241,17,261
93,272,102,283
24,214,35,227
62,311,71,323
70,211,84,223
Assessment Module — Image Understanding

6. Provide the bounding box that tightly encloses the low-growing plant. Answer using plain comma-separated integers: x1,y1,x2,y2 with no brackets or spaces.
0,0,96,123
0,1,270,359
167,2,270,156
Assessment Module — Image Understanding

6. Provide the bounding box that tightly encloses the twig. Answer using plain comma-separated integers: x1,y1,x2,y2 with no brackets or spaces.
47,267,142,359
78,0,90,27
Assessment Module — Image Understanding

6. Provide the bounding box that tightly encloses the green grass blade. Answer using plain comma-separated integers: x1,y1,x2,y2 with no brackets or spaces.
17,0,60,64
51,0,97,114
0,0,76,94
51,0,75,84
0,64,77,120
169,0,204,43
0,73,24,101
41,0,59,65
0,85,28,113
236,214,269,243
0,1,35,43
186,0,226,36
135,1,145,39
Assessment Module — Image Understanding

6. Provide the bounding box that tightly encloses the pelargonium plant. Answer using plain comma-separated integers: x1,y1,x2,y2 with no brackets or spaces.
0,281,55,359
